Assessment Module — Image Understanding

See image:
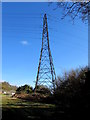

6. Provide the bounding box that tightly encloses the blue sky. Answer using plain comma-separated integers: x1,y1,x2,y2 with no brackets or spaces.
2,2,88,87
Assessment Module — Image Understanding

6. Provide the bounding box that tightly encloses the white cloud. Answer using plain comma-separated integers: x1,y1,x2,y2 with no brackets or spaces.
20,40,29,45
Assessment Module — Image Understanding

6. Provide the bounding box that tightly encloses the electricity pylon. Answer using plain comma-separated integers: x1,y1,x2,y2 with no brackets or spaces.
35,14,56,92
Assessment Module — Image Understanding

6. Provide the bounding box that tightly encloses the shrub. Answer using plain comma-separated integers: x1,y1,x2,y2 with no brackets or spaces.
16,84,33,94
54,67,89,104
35,85,51,95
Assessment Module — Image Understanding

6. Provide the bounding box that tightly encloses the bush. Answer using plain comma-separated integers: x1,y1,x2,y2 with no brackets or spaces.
53,67,90,119
54,67,89,104
35,85,51,95
16,84,33,94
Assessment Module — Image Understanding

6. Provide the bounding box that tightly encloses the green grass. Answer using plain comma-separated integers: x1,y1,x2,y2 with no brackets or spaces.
1,94,87,120
2,94,55,108
1,94,57,120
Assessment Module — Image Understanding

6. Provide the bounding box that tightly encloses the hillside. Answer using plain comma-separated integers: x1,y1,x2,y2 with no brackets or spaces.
0,82,17,92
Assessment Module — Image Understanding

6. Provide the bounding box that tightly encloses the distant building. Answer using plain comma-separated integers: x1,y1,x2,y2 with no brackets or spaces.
3,91,6,94
12,92,15,96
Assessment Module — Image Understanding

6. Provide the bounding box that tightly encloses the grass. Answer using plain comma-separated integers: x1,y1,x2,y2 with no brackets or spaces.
1,94,89,120
2,94,55,108
1,94,57,120
2,94,87,120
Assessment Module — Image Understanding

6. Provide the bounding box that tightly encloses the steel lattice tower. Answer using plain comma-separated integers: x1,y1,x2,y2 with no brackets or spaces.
35,14,56,91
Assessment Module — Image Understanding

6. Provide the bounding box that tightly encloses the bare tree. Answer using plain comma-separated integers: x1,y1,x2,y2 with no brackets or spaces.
50,1,90,23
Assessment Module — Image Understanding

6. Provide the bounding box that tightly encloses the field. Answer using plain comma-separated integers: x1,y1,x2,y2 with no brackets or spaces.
1,94,60,120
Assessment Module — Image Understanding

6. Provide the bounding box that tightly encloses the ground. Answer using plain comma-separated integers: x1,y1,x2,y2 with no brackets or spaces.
0,94,59,120
1,93,89,120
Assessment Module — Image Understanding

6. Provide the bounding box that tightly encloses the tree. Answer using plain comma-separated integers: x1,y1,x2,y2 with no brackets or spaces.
16,84,33,94
50,1,90,23
54,66,88,103
53,66,90,119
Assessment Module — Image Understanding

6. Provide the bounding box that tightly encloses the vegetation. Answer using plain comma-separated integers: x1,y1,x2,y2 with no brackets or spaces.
54,66,88,100
50,1,89,23
0,82,17,92
16,84,33,94
52,66,90,119
15,85,51,103
1,66,90,119
1,94,56,120
35,85,51,95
